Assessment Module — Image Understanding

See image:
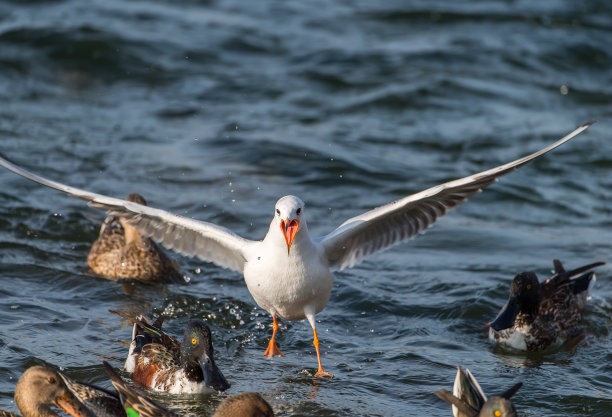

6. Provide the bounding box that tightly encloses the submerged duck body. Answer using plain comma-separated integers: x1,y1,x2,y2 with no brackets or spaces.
87,193,182,282
488,260,604,351
120,314,230,394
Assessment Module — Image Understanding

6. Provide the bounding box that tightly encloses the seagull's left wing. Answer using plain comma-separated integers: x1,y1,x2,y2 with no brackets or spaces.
319,122,593,270
0,154,253,273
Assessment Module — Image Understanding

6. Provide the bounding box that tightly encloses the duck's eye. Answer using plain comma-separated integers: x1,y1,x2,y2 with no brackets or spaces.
526,284,532,290
296,208,302,215
191,338,197,345
48,376,56,384
494,410,501,417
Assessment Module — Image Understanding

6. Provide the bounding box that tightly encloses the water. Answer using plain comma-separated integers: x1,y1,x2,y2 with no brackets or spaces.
1,0,611,415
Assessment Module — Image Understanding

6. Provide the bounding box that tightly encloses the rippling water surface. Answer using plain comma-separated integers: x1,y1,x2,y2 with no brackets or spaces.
1,1,612,416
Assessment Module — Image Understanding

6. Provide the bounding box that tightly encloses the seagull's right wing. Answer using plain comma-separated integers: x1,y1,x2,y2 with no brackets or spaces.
0,154,252,273
319,122,593,270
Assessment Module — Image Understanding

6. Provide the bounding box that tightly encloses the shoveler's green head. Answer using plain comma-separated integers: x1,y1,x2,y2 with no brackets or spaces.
181,320,230,392
490,272,541,331
181,320,213,364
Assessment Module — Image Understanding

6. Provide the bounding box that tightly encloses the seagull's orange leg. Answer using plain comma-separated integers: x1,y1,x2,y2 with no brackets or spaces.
264,315,284,357
313,327,333,378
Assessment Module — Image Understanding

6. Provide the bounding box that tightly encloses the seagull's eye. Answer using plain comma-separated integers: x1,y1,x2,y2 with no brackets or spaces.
275,209,280,215
296,208,302,215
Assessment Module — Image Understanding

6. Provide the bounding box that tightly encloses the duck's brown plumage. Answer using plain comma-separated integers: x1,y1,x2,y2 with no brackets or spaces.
213,393,274,417
489,260,604,351
0,366,96,417
87,193,182,282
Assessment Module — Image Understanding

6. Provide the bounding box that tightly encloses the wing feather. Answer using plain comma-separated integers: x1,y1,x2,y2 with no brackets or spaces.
0,154,252,273
320,122,593,270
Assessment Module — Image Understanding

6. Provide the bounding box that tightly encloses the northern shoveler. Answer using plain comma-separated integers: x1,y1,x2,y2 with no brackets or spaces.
488,259,604,351
119,313,230,394
0,366,83,417
435,365,522,417
1,363,268,417
0,363,176,417
87,193,183,282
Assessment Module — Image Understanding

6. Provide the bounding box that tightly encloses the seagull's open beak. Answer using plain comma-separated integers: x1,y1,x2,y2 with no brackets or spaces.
280,218,299,255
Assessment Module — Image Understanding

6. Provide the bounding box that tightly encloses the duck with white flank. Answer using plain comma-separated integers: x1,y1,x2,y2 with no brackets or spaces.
0,122,592,377
114,312,230,394
435,365,522,417
488,259,604,351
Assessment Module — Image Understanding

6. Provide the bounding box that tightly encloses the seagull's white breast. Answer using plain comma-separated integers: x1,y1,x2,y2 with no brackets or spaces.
243,232,334,321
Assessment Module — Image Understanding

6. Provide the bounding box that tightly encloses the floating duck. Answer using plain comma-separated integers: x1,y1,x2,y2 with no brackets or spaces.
0,364,171,417
0,122,593,376
1,363,269,417
435,365,522,417
213,392,274,417
87,193,183,282
113,311,230,394
0,366,86,417
488,259,604,351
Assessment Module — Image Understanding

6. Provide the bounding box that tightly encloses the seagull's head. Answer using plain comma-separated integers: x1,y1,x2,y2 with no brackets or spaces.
274,195,305,255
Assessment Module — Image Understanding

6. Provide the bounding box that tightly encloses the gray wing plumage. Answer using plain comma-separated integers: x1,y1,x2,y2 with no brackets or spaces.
0,154,252,273
319,122,593,270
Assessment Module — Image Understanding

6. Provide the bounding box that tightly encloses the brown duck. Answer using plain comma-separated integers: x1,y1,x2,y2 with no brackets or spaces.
0,363,272,417
87,193,182,282
0,365,120,417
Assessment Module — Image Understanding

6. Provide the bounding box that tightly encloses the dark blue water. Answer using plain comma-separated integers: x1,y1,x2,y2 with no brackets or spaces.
1,1,612,416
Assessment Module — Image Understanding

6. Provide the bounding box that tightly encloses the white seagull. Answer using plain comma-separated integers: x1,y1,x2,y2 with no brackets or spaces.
0,122,592,377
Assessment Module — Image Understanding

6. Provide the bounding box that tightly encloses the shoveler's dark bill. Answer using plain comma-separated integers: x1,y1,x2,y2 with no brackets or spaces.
490,298,520,331
203,353,231,392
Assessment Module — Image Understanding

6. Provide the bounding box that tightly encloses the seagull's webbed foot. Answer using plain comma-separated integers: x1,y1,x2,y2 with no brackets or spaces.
264,339,284,357
264,315,285,357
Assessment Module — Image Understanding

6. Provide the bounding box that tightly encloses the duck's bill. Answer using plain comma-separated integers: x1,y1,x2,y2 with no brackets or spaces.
489,298,520,331
54,391,94,417
203,355,231,392
500,382,523,400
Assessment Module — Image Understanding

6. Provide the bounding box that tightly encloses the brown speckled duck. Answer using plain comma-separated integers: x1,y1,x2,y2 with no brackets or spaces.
488,259,604,351
87,193,183,282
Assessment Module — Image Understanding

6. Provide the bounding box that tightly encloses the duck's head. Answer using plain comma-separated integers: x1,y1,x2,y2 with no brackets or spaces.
273,195,306,256
213,392,274,417
181,320,230,392
490,272,541,331
14,366,90,417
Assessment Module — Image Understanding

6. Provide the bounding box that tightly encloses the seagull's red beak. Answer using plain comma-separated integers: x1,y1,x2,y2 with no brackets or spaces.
280,218,299,255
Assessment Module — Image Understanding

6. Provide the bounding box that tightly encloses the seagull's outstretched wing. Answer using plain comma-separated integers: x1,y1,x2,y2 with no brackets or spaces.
319,122,593,270
0,154,252,273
